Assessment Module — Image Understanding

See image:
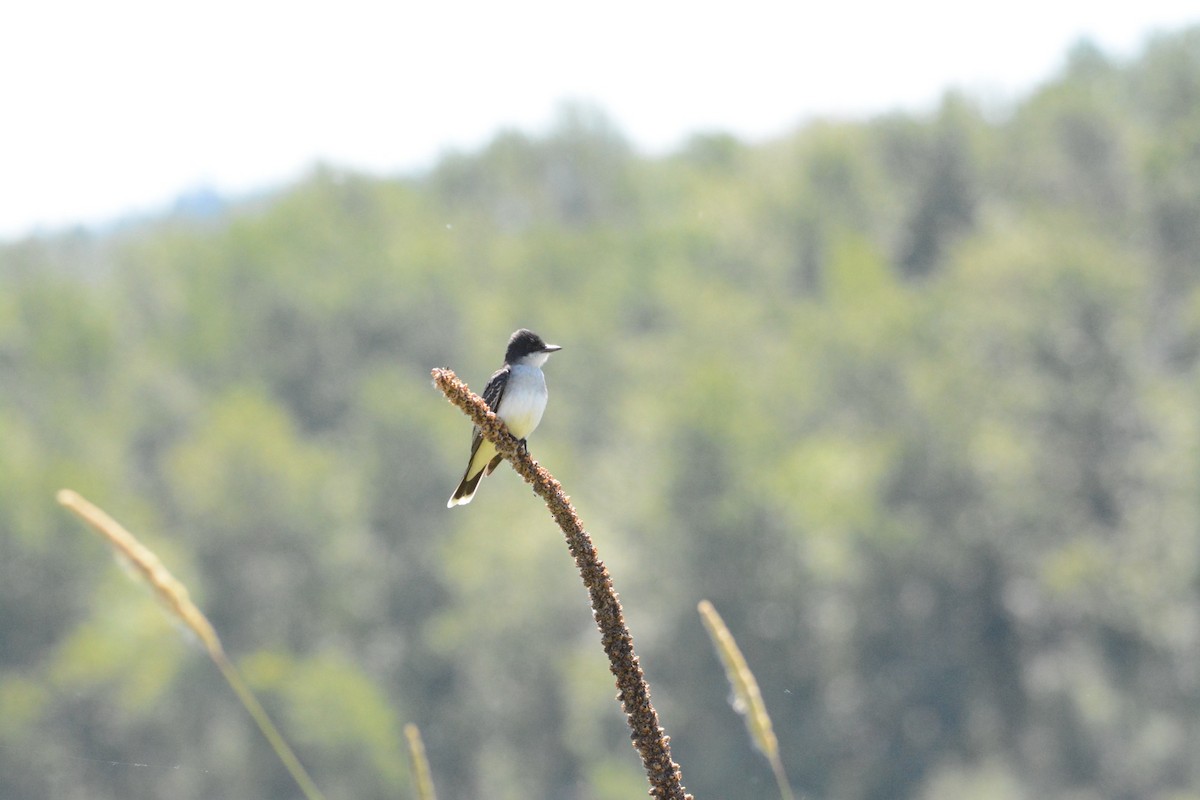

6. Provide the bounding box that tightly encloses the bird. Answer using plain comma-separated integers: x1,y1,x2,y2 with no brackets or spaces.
447,329,562,507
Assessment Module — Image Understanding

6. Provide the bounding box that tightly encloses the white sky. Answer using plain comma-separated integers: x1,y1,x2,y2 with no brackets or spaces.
1,1,1197,240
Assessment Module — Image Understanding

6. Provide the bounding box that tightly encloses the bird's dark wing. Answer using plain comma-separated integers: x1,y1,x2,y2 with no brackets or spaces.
465,365,510,460
481,366,510,414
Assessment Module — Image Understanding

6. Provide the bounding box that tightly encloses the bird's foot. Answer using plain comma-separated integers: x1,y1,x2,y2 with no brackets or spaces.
518,438,529,455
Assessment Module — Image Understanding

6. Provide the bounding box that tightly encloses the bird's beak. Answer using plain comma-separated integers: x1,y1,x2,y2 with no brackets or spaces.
544,344,562,352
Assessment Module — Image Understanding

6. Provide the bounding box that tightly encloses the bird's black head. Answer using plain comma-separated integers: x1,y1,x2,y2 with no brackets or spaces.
504,328,562,365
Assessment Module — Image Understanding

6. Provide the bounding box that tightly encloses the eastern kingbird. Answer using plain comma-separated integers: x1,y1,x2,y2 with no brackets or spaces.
447,329,562,507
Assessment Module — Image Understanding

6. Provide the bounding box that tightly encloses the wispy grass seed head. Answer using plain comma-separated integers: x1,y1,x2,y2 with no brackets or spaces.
56,489,222,657
699,599,796,800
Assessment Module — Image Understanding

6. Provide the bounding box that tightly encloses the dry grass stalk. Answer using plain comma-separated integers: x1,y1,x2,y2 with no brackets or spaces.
404,723,438,800
698,599,795,800
432,367,691,800
56,489,326,800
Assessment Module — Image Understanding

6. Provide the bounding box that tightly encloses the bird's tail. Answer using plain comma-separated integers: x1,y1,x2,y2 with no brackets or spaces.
447,471,485,507
446,454,503,507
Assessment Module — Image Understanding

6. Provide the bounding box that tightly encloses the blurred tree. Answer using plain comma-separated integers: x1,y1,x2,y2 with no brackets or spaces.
896,95,980,278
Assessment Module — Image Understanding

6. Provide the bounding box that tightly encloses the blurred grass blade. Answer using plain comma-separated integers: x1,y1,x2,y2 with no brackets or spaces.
405,723,439,800
698,599,795,800
57,489,221,655
57,489,326,800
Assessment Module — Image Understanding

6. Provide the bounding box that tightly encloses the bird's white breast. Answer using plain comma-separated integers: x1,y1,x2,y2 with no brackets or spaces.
497,364,548,440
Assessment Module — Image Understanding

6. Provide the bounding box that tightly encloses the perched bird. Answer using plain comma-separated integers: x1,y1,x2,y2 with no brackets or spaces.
447,329,562,507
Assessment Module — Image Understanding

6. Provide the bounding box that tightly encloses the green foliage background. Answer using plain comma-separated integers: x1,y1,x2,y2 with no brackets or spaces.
3,28,1200,799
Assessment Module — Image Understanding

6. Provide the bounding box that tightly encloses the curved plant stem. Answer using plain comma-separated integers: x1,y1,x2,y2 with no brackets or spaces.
433,368,691,800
